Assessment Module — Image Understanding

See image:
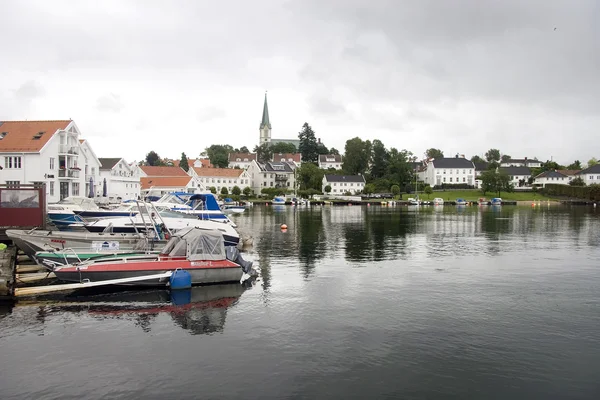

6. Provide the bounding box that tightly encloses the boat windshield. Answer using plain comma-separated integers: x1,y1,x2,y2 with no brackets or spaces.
157,209,198,219
156,193,186,204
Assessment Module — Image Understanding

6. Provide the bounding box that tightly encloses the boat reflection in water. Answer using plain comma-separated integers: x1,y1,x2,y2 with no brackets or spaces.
22,282,254,335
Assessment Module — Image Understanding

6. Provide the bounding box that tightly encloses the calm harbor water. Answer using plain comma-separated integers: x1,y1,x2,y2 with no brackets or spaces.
1,204,599,399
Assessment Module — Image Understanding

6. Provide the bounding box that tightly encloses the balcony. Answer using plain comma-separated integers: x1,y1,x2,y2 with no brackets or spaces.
59,145,79,155
275,174,289,182
58,169,80,179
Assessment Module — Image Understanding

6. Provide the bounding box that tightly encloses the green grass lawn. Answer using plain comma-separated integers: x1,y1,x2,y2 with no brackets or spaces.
411,190,553,202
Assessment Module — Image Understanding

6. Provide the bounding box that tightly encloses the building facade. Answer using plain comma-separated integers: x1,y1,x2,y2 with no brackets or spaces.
98,158,141,201
0,120,92,203
228,153,257,169
189,167,252,194
576,164,600,185
322,175,365,194
420,157,476,187
319,154,343,170
247,160,297,195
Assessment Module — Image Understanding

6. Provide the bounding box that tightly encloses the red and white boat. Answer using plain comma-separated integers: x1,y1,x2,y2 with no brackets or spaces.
53,227,256,286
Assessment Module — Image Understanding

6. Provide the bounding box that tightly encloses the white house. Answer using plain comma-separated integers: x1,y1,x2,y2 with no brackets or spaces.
189,167,251,194
140,176,199,198
501,157,542,168
322,175,365,194
272,153,301,167
576,164,600,185
79,139,102,199
319,154,343,170
98,158,141,201
533,170,573,187
420,157,476,187
228,153,257,169
499,166,531,188
247,160,297,195
0,120,94,203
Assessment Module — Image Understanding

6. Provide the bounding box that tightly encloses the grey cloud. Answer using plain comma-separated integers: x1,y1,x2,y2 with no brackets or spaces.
14,80,45,101
96,93,124,113
197,106,226,123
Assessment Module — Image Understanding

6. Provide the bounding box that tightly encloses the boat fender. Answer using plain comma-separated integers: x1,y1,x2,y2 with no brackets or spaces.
170,269,192,290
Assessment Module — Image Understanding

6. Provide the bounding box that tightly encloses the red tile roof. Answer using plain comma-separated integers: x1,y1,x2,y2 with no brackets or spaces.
272,153,300,163
557,169,581,176
140,176,192,190
139,166,188,177
0,120,71,152
192,167,244,177
228,153,257,162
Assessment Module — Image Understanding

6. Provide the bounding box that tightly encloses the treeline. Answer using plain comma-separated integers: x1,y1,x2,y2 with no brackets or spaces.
543,184,600,201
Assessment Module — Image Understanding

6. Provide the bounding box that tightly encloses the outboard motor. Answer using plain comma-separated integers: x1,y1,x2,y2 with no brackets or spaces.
225,246,253,274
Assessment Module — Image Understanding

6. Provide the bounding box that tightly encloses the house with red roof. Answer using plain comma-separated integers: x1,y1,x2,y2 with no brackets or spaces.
189,167,251,194
0,120,101,202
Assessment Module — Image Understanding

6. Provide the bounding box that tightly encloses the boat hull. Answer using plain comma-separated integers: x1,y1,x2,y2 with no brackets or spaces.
6,229,165,260
54,259,245,286
34,251,159,268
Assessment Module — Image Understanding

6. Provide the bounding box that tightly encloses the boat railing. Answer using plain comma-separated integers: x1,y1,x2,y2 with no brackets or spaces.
59,248,83,266
132,201,173,240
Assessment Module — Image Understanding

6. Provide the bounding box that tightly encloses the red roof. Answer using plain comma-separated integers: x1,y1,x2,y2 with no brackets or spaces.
140,176,192,190
272,153,300,163
228,153,257,162
192,167,244,177
0,120,71,152
139,166,188,177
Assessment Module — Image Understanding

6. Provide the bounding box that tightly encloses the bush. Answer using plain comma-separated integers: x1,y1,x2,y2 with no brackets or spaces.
231,186,241,195
220,187,229,195
543,183,600,200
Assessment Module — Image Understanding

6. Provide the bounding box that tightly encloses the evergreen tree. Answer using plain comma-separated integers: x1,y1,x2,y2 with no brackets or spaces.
298,122,319,164
145,151,162,166
179,152,189,172
370,139,389,179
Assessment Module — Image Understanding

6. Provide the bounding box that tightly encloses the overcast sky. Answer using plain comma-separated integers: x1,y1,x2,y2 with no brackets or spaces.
1,0,598,164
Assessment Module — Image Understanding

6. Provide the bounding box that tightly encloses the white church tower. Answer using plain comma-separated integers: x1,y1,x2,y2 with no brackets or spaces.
259,92,271,144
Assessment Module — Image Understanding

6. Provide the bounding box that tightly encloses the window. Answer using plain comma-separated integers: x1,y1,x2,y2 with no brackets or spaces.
270,182,273,187
443,177,446,183
4,156,22,169
456,170,459,174
72,182,80,196
91,167,95,176
49,158,55,170
443,170,446,174
463,177,466,183
462,170,465,174
449,177,453,182
5,180,20,188
49,182,54,196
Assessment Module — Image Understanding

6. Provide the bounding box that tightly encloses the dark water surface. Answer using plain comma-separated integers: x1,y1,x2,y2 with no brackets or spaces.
1,205,599,399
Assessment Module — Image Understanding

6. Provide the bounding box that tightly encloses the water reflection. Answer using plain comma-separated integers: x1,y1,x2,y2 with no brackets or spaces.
14,283,253,335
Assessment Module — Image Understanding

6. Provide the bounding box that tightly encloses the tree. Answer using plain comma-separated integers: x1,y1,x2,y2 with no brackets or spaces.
386,148,414,189
209,186,217,194
145,151,162,166
243,186,252,197
298,122,319,163
329,147,340,155
343,137,371,175
470,155,485,164
205,145,233,168
179,152,189,172
426,148,444,159
231,186,241,195
501,154,511,163
324,185,332,193
316,142,329,155
253,143,273,164
566,160,582,170
588,157,598,168
270,142,297,154
390,184,400,197
485,149,501,163
424,185,433,199
480,169,512,197
363,183,375,195
370,139,389,179
221,187,229,195
239,146,249,153
296,162,324,191
569,177,585,186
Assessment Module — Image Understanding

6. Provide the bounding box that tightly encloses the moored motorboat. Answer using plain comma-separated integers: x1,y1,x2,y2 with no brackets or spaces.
455,198,467,206
33,248,160,269
491,197,502,206
6,228,166,260
433,197,444,205
47,197,102,229
53,227,257,286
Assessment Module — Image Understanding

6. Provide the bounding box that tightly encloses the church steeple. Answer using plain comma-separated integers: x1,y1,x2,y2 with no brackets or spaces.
260,92,271,129
259,91,272,144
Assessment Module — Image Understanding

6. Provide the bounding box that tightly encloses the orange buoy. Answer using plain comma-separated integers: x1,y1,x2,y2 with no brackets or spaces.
281,224,288,230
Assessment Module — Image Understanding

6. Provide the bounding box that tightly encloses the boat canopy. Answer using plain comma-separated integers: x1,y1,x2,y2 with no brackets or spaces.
187,193,221,211
160,227,226,261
